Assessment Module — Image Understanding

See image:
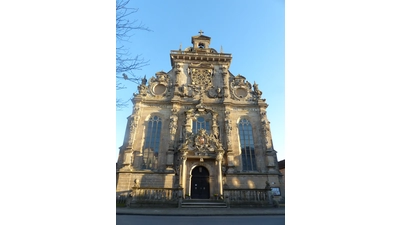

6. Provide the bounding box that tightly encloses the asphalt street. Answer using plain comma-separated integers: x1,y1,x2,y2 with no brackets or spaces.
116,215,285,225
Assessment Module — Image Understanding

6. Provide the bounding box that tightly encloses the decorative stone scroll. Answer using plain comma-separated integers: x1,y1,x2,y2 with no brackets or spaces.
148,71,172,97
230,75,264,102
230,75,252,100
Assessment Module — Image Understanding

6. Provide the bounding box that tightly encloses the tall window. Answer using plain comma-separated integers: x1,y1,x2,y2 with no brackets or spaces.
142,116,162,169
192,117,210,134
239,118,257,171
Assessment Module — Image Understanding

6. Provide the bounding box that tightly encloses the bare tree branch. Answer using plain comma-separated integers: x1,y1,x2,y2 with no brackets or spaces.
116,0,151,109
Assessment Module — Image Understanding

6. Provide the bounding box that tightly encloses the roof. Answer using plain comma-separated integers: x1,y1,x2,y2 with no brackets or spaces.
278,160,285,169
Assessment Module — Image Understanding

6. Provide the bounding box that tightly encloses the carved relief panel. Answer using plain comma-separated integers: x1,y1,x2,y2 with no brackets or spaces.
190,68,213,88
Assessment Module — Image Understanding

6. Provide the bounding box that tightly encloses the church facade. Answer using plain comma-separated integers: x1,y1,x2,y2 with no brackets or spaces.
116,32,283,207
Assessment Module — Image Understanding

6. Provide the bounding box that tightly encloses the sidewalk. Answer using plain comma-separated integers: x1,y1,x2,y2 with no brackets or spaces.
116,206,285,216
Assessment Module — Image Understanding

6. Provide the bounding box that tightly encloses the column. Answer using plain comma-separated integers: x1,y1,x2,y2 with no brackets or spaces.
217,152,223,196
181,154,188,194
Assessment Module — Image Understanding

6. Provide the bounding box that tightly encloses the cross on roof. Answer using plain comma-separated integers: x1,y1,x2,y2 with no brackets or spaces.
198,30,204,35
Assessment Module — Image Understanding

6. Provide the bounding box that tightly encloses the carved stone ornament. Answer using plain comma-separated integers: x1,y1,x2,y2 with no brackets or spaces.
230,75,251,100
190,68,213,88
178,84,194,97
179,129,223,156
207,86,223,98
149,71,171,97
252,81,263,98
230,75,261,102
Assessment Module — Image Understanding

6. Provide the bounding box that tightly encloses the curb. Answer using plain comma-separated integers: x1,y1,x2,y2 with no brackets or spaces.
116,213,285,216
116,208,285,216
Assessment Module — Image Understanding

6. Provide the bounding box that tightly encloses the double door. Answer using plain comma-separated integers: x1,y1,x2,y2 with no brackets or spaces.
190,166,210,199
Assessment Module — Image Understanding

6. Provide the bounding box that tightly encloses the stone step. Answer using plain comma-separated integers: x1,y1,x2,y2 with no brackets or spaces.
181,200,227,208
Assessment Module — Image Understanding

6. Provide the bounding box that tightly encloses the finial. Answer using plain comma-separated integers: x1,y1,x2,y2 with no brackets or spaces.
179,43,182,50
198,30,204,35
220,45,223,53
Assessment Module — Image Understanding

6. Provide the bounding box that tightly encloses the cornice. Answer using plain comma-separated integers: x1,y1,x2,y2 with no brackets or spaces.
170,50,232,67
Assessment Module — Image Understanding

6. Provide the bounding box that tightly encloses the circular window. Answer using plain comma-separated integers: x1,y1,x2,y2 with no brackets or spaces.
153,84,167,95
235,88,247,98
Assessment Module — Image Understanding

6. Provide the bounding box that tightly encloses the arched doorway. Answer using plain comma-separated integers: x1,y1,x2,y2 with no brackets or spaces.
190,166,210,199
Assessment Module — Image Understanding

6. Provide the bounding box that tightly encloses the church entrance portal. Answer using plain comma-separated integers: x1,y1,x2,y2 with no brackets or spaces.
190,166,210,199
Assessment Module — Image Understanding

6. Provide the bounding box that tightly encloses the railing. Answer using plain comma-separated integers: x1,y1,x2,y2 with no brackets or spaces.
170,50,232,57
127,187,183,207
116,195,127,205
224,189,272,208
131,187,181,200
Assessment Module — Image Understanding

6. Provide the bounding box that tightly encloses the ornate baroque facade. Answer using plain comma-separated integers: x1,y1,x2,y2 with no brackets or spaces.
116,32,283,206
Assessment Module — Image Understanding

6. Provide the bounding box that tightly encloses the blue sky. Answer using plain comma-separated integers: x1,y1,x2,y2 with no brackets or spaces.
116,0,285,162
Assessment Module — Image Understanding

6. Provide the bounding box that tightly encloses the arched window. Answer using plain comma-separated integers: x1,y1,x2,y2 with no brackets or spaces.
238,118,257,171
192,116,210,134
142,116,162,169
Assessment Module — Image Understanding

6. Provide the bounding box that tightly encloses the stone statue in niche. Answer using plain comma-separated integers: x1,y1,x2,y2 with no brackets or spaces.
225,119,232,135
169,115,178,135
213,126,219,140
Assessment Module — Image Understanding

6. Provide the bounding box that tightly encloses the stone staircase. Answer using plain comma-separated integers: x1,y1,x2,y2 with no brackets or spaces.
181,199,227,208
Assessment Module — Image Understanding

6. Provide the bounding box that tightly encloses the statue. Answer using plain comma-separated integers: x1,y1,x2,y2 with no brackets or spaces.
141,75,147,85
265,181,271,190
253,82,262,97
169,115,178,135
213,126,219,140
225,119,232,135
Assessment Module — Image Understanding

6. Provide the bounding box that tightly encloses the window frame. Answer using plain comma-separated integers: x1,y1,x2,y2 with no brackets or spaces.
142,115,162,170
238,118,257,172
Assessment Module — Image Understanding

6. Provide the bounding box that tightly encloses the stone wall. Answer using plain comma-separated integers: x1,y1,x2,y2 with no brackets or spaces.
116,172,175,195
225,174,279,189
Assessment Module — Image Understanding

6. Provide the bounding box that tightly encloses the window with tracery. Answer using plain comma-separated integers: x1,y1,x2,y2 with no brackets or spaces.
238,118,257,171
191,69,212,86
192,117,210,134
142,116,162,169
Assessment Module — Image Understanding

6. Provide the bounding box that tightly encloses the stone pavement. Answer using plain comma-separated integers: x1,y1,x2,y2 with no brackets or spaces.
116,206,285,216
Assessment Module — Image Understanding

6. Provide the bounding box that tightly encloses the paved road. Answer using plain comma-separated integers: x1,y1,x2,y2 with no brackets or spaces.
116,215,285,225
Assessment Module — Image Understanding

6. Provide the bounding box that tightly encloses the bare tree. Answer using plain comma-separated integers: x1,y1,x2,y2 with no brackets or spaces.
116,0,151,109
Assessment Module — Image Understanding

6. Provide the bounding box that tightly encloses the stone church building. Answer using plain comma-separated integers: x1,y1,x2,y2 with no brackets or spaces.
116,32,283,207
